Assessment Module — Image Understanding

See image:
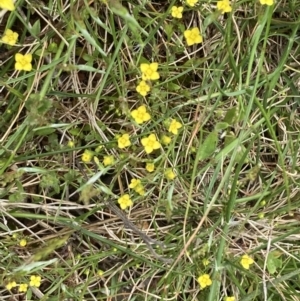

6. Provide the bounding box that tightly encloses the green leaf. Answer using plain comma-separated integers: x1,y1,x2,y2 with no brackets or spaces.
267,251,282,274
224,106,239,125
215,122,229,131
197,131,218,161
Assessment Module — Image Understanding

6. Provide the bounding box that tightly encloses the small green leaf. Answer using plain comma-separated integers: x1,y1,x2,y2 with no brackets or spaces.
224,106,239,125
215,122,229,131
197,131,218,161
267,251,282,274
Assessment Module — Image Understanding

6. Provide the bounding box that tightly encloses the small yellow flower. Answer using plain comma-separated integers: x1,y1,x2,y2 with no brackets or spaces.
171,6,183,18
5,281,17,290
217,0,232,13
240,254,254,269
184,28,203,46
103,155,114,166
141,133,161,154
19,283,28,293
225,297,235,301
0,0,15,10
202,258,210,266
135,184,145,196
168,119,182,135
15,53,33,71
1,29,18,46
165,169,176,180
197,274,212,289
29,275,41,287
136,81,151,97
161,135,172,145
131,105,151,124
140,63,160,81
81,149,93,163
19,239,27,247
117,194,133,210
259,0,274,5
97,270,104,276
186,0,198,7
146,162,155,172
129,179,141,189
117,133,131,149
68,140,75,148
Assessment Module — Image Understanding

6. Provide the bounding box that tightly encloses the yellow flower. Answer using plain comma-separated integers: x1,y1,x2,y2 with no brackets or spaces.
202,258,210,266
165,169,176,180
217,0,232,13
29,275,41,287
81,149,93,163
161,135,172,145
117,194,133,210
197,274,212,289
19,283,28,293
146,162,155,172
103,155,114,166
15,53,33,71
118,133,131,149
1,29,18,46
184,28,203,46
97,270,104,276
225,297,235,301
129,179,141,189
136,81,151,97
131,105,151,124
130,179,145,195
240,254,254,269
168,119,182,135
135,184,145,196
141,134,161,154
68,140,75,148
140,63,160,81
5,281,17,290
186,0,198,7
19,239,27,247
171,6,183,18
0,0,15,10
259,0,274,5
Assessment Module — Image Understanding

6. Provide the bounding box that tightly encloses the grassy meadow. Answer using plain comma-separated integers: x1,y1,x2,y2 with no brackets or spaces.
1,0,300,300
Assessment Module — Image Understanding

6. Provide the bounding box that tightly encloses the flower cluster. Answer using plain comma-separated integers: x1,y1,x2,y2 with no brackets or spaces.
129,179,145,195
5,275,41,293
136,63,159,97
